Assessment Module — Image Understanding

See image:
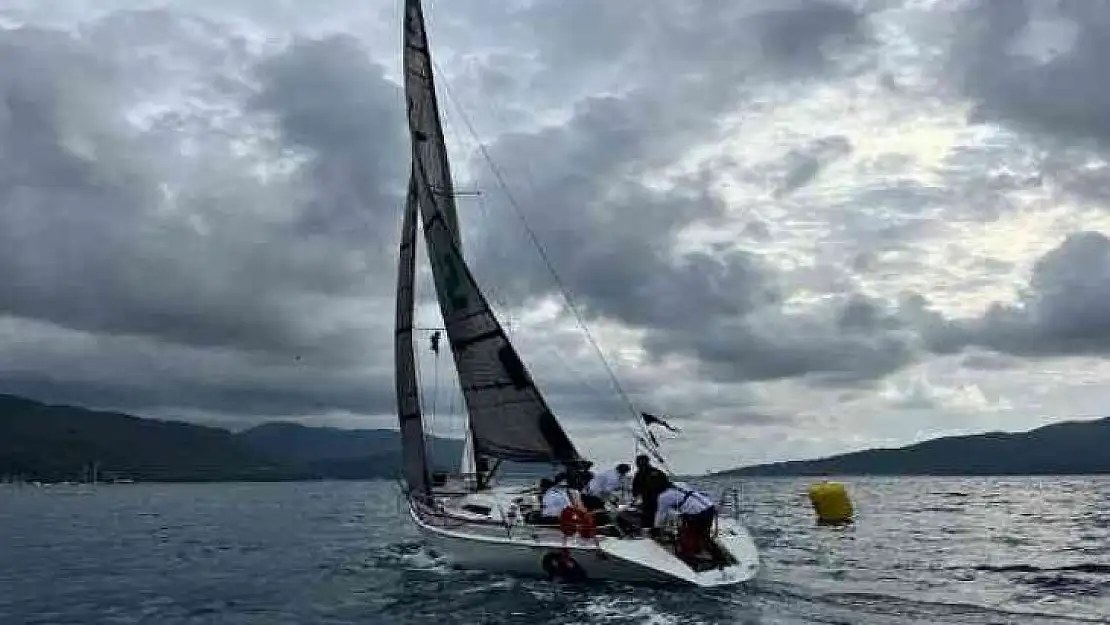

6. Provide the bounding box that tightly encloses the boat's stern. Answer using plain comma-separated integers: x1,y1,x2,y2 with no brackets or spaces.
597,518,760,588
706,517,760,584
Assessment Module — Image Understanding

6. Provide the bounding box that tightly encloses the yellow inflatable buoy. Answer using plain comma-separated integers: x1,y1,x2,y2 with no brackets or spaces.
807,481,853,525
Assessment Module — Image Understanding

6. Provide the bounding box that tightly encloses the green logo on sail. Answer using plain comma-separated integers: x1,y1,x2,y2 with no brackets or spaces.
437,251,469,312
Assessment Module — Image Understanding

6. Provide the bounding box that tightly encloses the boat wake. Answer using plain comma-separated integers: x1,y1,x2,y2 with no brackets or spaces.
753,578,1110,625
371,541,452,574
372,547,1110,625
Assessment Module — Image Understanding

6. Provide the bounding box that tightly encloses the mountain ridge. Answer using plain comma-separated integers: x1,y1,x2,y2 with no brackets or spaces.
0,393,464,483
715,417,1110,477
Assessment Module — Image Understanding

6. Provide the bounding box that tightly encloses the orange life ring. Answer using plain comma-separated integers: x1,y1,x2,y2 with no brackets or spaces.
558,507,596,538
579,513,597,539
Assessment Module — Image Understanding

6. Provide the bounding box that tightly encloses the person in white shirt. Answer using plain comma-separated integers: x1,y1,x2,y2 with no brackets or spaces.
536,478,583,524
652,481,717,556
582,463,631,511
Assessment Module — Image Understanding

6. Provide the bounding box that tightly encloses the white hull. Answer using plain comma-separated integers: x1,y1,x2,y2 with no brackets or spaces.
407,489,760,587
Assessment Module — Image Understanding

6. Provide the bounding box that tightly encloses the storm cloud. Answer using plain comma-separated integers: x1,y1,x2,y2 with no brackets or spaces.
920,231,1110,358
0,12,407,419
955,0,1110,144
460,0,894,385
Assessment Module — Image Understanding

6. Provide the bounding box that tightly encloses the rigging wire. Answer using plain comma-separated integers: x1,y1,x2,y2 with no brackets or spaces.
430,342,439,446
412,327,427,429
430,59,644,428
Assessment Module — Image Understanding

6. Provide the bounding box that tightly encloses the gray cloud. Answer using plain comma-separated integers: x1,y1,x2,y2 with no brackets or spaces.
954,0,1110,144
773,134,853,198
0,15,404,350
428,0,870,150
0,318,394,419
522,0,868,84
742,220,772,242
960,351,1021,371
699,409,787,428
644,293,916,386
458,1,900,386
917,231,1110,357
0,13,410,420
250,34,406,242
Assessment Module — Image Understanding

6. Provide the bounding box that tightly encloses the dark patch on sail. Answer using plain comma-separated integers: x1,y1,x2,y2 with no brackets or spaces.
539,411,578,462
498,345,530,389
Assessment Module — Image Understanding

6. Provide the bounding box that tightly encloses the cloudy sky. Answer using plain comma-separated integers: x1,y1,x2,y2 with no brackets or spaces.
3,0,1110,472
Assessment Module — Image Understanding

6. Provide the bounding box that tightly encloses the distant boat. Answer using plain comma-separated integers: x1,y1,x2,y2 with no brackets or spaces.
82,461,101,486
392,0,759,587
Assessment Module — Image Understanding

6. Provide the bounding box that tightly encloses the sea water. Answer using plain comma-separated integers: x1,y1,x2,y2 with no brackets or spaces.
2,476,1109,624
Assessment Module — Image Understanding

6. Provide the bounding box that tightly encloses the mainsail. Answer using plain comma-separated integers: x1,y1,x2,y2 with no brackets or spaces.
401,0,581,466
394,171,431,495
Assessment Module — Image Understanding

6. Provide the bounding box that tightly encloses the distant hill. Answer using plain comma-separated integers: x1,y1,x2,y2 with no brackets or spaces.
234,423,550,479
0,393,564,483
0,394,311,482
236,421,464,478
716,417,1110,477
0,393,462,483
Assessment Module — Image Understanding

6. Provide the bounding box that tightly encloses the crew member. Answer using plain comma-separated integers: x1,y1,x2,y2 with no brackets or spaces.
540,478,582,524
631,454,668,530
564,459,595,491
582,463,631,510
654,481,717,556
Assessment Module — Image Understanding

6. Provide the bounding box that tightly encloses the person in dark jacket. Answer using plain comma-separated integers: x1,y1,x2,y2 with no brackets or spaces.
630,454,668,531
564,459,594,491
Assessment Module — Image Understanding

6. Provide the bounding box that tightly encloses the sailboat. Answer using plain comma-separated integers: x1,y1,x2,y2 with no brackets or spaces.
394,0,760,587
